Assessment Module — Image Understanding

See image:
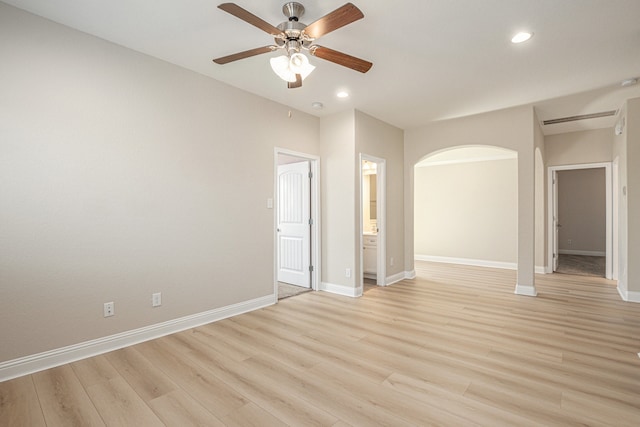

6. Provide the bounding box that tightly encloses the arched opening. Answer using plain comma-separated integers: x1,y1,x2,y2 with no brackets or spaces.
413,145,519,272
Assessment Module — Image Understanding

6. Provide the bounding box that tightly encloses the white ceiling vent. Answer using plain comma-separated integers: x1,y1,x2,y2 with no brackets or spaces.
542,110,618,126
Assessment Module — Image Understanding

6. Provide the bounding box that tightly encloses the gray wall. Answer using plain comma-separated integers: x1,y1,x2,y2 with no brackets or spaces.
0,3,320,363
320,111,356,289
355,111,405,281
405,106,537,293
624,98,640,298
545,128,612,166
319,110,405,291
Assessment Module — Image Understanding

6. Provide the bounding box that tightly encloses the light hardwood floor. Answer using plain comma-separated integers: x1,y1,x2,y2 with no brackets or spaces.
2,261,640,426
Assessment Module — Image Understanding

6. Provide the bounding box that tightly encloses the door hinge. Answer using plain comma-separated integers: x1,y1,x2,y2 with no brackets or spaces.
309,265,314,272
309,171,313,179
309,218,313,226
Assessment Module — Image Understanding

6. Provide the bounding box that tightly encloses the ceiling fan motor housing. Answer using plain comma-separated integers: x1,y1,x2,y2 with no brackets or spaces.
276,2,308,48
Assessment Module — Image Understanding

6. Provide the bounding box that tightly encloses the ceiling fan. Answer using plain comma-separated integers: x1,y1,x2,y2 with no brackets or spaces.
213,2,373,89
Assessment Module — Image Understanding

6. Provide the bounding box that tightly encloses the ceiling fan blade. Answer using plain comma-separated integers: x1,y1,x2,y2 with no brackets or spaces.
288,74,303,89
218,3,283,37
310,45,372,73
302,3,364,39
213,46,276,64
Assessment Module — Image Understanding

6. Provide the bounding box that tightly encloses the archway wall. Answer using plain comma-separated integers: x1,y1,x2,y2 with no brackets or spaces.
404,105,536,289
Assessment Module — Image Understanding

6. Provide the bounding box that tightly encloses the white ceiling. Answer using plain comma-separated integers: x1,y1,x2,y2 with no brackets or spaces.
5,0,640,133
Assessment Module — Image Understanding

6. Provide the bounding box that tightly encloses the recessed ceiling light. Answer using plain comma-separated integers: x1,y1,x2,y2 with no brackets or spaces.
336,91,349,98
311,101,324,110
511,32,533,43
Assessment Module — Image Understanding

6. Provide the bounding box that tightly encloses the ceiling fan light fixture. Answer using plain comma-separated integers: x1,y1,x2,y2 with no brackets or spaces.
270,55,297,82
270,53,315,82
289,53,310,73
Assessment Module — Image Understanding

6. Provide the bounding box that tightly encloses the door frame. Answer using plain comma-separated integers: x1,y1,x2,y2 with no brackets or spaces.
274,148,321,299
552,169,559,272
359,153,386,288
546,162,613,279
612,158,619,280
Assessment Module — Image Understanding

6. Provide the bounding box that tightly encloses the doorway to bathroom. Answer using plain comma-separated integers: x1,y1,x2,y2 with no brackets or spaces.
360,154,386,291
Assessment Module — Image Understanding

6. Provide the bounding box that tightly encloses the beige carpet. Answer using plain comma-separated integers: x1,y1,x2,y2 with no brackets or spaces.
363,278,377,293
556,254,605,277
278,282,312,300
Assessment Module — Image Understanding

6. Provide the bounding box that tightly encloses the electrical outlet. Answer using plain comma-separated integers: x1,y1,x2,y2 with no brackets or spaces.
152,292,162,307
567,239,572,245
345,268,351,278
104,302,114,317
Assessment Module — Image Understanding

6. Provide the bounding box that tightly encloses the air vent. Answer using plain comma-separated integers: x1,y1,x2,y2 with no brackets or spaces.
542,110,618,126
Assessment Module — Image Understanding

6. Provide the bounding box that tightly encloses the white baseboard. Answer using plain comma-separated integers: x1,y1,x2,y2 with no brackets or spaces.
415,255,517,270
415,255,546,275
0,295,274,383
385,271,407,286
515,283,538,296
404,270,416,279
617,285,640,303
627,291,640,303
535,266,547,274
319,281,361,297
558,249,606,256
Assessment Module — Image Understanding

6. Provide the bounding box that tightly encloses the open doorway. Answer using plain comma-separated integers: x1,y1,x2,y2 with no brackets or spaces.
360,154,386,291
413,146,518,271
548,163,612,279
275,149,320,300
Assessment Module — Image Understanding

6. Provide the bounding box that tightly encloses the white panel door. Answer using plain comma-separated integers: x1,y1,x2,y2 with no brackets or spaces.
277,161,311,288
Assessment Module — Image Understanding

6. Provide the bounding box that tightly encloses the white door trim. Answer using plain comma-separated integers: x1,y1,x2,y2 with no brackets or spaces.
547,162,613,279
612,158,619,281
359,154,387,288
552,170,559,272
274,148,321,298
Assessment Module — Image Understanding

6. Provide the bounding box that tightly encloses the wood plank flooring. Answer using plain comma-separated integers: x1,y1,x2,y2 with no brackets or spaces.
2,261,640,426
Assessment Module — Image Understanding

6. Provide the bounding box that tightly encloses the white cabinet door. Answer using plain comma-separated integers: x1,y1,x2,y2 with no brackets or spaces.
277,161,311,288
363,235,377,274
